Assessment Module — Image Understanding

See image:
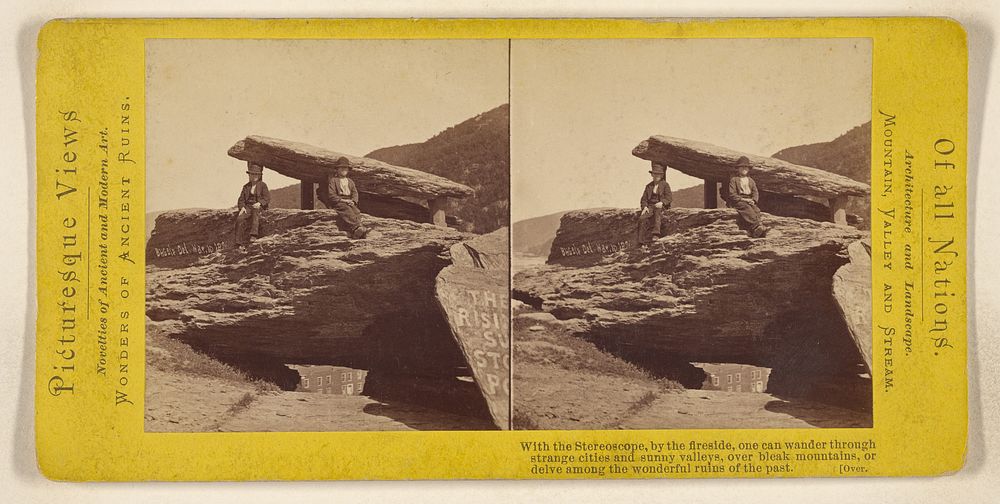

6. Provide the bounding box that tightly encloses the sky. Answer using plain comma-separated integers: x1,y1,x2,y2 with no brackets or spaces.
146,39,509,212
510,38,872,221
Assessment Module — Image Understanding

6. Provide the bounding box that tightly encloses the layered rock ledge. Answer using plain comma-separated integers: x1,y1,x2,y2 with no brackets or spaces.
514,208,868,376
146,208,469,375
434,228,511,428
632,135,870,200
833,239,873,372
228,135,475,200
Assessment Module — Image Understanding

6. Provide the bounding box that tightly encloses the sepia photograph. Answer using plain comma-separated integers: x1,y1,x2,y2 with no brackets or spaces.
511,38,874,430
143,39,510,432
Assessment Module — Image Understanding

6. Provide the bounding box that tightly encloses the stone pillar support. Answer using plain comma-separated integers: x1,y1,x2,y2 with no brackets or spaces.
704,180,719,209
300,181,315,210
830,195,849,225
429,197,448,227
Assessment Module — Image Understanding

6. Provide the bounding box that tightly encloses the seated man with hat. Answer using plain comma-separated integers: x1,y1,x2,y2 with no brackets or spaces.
725,156,768,238
639,161,673,243
321,159,369,239
235,161,271,246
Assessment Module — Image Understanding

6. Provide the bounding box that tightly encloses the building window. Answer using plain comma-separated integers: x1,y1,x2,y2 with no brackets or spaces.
757,381,764,391
327,375,332,384
356,371,363,380
317,376,323,386
727,375,733,384
736,373,741,383
711,376,719,386
736,383,742,392
346,383,354,395
302,378,310,389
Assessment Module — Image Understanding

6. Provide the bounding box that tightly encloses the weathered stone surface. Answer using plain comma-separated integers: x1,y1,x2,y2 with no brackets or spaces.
833,239,873,372
229,135,475,200
547,207,734,264
514,208,869,373
435,228,510,429
632,135,870,200
146,208,470,375
756,191,858,225
347,193,461,228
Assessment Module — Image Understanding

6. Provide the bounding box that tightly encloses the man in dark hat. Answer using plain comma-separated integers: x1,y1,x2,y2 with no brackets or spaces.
235,161,271,246
725,156,768,238
322,159,369,239
639,161,672,243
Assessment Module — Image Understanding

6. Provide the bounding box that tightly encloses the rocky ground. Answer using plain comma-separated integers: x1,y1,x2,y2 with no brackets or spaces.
620,390,871,430
146,209,470,374
512,303,681,430
515,208,872,405
145,320,493,432
145,210,511,431
511,307,871,430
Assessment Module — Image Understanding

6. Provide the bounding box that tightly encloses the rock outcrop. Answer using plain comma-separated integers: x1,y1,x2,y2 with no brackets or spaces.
833,239,873,372
146,208,470,376
228,135,475,200
632,135,870,200
435,228,510,429
755,192,861,227
514,208,868,375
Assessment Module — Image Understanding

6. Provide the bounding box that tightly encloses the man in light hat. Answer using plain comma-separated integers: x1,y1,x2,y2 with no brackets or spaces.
725,156,768,238
235,161,271,246
638,161,672,243
321,158,369,239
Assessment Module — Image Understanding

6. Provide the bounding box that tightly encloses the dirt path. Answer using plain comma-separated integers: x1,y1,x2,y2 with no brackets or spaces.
146,367,493,432
511,308,871,431
219,391,495,432
620,389,871,430
145,321,492,432
145,364,261,432
514,362,660,430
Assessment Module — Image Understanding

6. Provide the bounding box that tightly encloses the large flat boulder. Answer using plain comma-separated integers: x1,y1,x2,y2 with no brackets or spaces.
434,228,510,429
514,208,869,375
146,208,470,375
228,135,475,200
632,135,870,200
833,239,873,372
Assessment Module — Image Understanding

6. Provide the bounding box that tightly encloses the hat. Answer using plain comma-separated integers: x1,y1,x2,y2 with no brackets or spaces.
334,156,353,171
734,156,752,169
649,162,667,175
246,162,264,175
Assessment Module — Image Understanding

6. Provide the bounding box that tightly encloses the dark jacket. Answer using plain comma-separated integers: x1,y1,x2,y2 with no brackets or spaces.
640,180,672,210
725,176,759,205
327,177,359,206
237,181,270,210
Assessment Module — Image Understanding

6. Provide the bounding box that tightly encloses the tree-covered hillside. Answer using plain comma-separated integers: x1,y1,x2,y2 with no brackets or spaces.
772,122,872,225
366,104,510,233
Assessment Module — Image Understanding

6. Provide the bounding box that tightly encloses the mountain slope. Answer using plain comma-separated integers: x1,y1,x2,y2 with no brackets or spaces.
771,122,871,184
268,184,300,210
669,185,705,208
512,210,567,256
366,104,509,233
772,122,871,227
